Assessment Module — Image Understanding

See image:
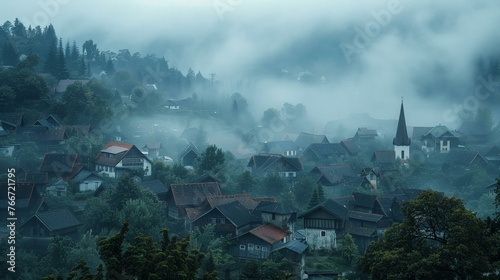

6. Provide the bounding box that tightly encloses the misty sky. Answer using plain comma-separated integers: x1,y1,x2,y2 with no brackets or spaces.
2,0,500,127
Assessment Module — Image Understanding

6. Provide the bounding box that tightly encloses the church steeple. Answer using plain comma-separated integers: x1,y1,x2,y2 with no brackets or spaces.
393,100,411,146
393,100,410,160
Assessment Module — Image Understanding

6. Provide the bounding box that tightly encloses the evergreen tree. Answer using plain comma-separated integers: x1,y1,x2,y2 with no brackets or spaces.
317,185,325,203
56,38,69,79
308,189,319,209
1,41,18,65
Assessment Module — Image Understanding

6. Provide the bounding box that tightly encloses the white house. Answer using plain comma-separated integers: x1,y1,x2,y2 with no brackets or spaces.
94,141,153,178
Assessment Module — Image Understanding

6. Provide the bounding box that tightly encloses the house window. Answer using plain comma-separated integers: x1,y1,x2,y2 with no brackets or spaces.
255,245,261,250
320,230,326,237
248,243,254,249
272,213,276,220
240,245,246,250
401,150,404,159
262,247,267,251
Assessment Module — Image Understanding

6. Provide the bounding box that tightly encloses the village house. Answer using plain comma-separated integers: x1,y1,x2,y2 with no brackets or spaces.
70,166,104,192
298,199,348,250
353,127,378,142
19,209,81,239
166,182,222,219
302,143,349,164
247,153,303,178
309,163,357,187
140,180,169,201
179,143,200,167
39,153,82,181
229,224,291,260
143,142,161,158
260,140,299,156
94,141,153,178
339,139,361,156
0,183,48,227
294,132,330,153
421,125,460,154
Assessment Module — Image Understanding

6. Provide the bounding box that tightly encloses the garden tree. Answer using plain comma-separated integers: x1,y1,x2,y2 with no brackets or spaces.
198,144,225,175
83,196,120,235
18,52,40,70
0,85,15,111
261,252,296,279
104,59,115,75
230,92,249,120
293,176,318,209
235,170,256,193
111,174,142,210
65,134,103,167
202,254,218,280
1,41,18,65
308,189,319,209
56,38,69,79
358,190,500,280
317,185,325,203
67,231,103,274
260,172,289,197
153,161,194,187
13,141,38,170
118,193,167,240
190,224,233,279
261,108,284,130
41,236,76,277
82,40,99,61
340,234,359,266
62,81,112,124
97,222,204,279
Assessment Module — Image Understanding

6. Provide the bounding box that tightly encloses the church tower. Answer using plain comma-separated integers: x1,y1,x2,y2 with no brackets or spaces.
393,100,411,160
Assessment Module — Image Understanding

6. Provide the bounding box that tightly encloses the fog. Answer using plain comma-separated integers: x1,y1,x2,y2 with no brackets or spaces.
2,0,500,128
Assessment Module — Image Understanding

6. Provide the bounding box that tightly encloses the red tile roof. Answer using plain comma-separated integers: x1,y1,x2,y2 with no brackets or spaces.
170,182,222,207
250,224,289,244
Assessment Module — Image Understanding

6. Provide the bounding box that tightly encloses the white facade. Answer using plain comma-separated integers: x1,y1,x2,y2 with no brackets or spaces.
394,145,410,160
305,228,337,250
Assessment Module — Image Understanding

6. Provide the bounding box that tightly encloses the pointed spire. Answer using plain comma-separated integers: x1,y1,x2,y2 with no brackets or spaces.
393,100,411,146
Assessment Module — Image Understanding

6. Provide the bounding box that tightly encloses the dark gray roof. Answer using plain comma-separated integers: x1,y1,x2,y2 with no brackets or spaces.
340,139,360,155
371,151,396,164
256,202,297,215
423,125,459,139
353,192,376,209
34,209,81,231
348,226,377,237
217,201,255,227
140,180,169,195
261,140,298,153
298,199,348,220
447,149,488,165
393,102,411,146
412,126,433,140
272,239,308,254
304,143,347,159
295,132,329,148
348,210,383,222
247,154,303,172
310,164,357,186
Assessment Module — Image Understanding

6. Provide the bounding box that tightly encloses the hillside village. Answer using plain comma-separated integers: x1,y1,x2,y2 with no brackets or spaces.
1,19,500,279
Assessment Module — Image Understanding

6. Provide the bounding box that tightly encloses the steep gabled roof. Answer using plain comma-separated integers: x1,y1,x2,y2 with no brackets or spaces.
340,139,360,156
371,151,396,164
304,143,347,160
352,192,377,209
298,199,349,220
261,140,298,154
310,164,357,186
206,193,260,210
214,201,255,227
94,141,151,167
412,126,433,140
393,101,411,146
272,239,308,254
179,142,200,159
355,128,378,138
170,182,221,207
0,183,37,209
247,154,303,172
256,202,297,215
248,224,289,244
295,132,329,148
31,209,81,231
447,149,488,166
0,113,24,127
143,142,161,150
348,226,377,237
140,180,169,195
348,210,383,222
423,125,459,139
39,153,81,174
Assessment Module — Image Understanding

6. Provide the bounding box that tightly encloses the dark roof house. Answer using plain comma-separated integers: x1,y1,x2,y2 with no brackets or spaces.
247,153,303,177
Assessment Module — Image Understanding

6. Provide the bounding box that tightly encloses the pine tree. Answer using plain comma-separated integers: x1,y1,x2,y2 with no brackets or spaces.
317,185,325,203
308,189,319,209
1,41,18,66
56,38,69,79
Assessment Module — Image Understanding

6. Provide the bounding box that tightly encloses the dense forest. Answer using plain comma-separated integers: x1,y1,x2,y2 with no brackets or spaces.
1,17,500,279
